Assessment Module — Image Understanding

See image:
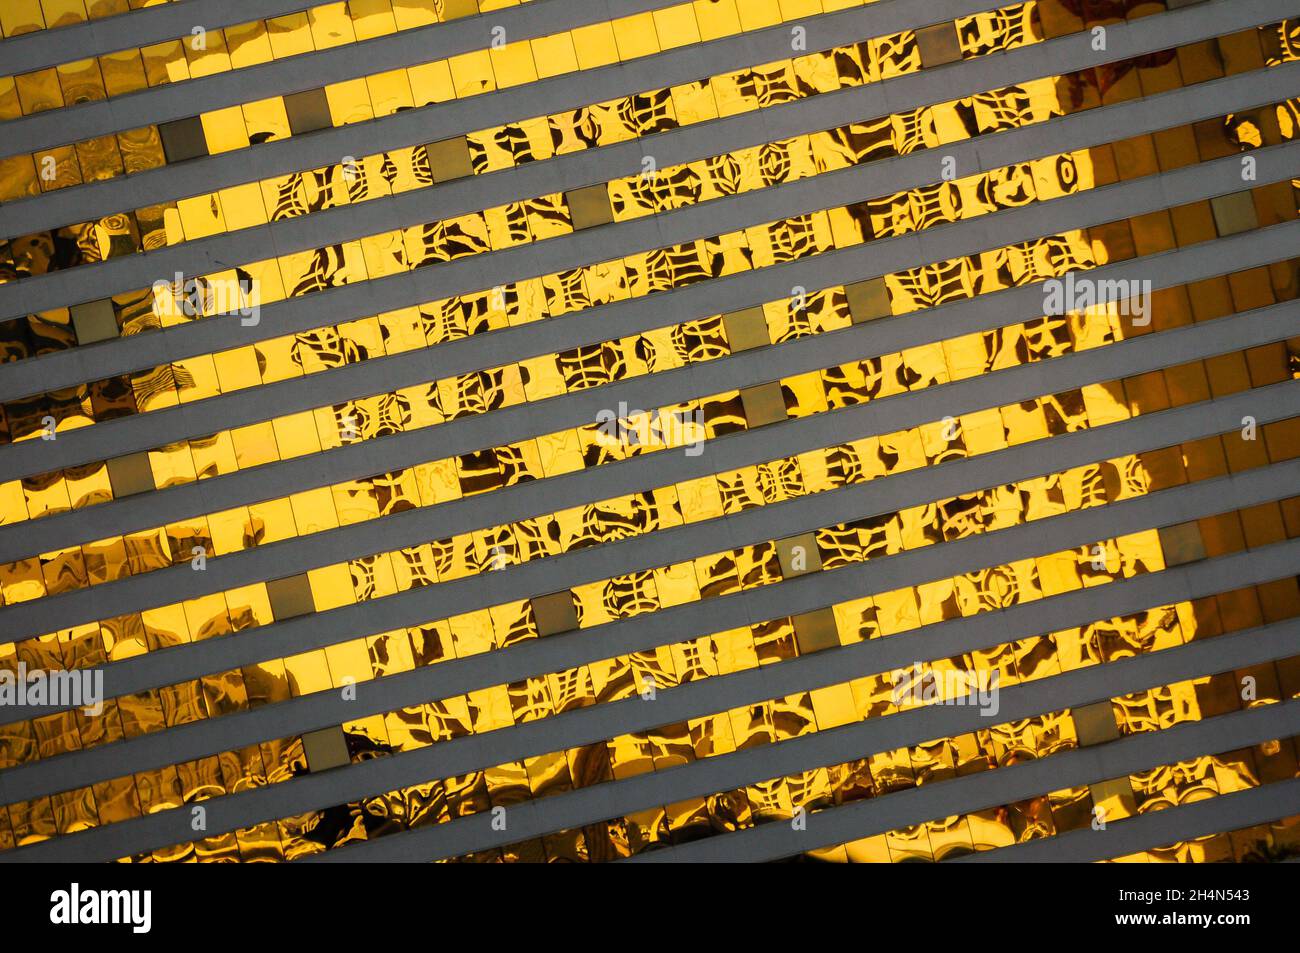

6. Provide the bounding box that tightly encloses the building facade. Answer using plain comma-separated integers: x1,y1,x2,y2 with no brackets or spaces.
0,0,1298,863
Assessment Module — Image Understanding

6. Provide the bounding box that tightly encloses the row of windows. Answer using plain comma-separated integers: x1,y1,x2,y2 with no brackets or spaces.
0,0,880,207
492,728,1300,863
1104,815,1300,864
798,732,1300,864
103,649,1300,862
2,0,535,116
8,115,1289,457
0,2,1059,288
0,0,177,40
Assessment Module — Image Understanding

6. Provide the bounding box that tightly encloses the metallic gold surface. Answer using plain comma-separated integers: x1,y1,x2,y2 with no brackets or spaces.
0,0,1297,863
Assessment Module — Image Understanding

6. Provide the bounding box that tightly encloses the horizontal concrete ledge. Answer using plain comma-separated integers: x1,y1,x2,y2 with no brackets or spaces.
628,697,1300,863
2,302,1295,638
6,599,1298,862
0,1,319,76
1,0,1102,240
960,778,1300,863
2,450,1296,804
0,0,691,158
